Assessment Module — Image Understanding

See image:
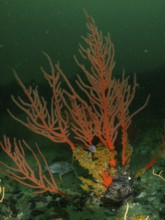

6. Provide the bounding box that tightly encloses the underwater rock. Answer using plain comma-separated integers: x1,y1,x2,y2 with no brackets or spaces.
105,167,135,202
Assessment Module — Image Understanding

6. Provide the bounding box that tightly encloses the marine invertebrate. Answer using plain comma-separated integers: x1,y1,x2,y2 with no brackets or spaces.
0,136,68,195
0,179,5,203
0,11,150,196
73,142,117,196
